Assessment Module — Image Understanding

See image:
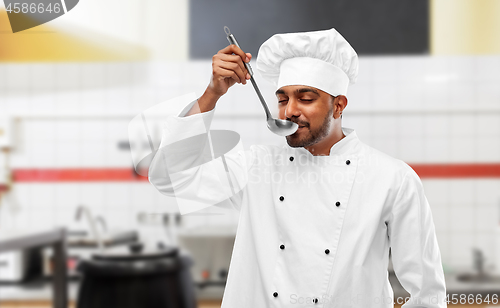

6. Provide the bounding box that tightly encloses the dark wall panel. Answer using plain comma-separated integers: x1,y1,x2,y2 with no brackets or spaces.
189,0,429,58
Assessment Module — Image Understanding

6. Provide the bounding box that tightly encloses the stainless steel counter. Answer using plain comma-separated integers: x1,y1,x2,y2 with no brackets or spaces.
0,228,68,308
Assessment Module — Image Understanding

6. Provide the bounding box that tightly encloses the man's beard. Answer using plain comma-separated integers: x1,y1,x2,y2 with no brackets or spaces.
286,106,333,148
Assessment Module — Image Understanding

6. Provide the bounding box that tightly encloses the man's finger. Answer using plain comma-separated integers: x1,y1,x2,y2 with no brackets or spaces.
218,59,247,84
218,53,248,81
214,66,241,84
220,44,249,63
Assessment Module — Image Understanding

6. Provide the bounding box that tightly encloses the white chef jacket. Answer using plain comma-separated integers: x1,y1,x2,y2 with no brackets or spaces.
148,99,447,308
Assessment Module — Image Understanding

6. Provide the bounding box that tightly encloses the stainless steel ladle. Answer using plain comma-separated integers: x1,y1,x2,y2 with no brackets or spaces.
224,26,298,137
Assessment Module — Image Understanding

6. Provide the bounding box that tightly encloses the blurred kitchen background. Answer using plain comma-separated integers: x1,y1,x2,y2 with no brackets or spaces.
1,0,500,307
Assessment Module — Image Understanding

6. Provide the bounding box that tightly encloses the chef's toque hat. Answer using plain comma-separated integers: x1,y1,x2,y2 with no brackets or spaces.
256,28,358,97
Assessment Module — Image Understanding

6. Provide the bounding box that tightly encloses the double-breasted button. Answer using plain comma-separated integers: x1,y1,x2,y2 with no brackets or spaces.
313,298,319,304
273,292,278,297
335,201,341,207
280,244,285,250
279,196,284,202
346,159,351,165
289,156,294,161
325,249,330,254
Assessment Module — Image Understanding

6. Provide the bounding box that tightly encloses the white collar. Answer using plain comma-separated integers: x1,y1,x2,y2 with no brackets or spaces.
328,127,358,156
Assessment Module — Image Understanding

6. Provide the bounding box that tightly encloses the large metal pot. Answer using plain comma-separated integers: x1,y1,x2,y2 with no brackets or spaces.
76,246,196,308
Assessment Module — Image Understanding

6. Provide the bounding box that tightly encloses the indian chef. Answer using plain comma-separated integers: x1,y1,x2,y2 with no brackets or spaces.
148,28,447,308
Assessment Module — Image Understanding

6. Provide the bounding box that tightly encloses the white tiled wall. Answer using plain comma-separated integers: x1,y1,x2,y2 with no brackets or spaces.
1,56,500,271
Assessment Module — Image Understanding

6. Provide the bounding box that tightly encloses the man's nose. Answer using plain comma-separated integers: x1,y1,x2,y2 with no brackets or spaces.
285,98,301,119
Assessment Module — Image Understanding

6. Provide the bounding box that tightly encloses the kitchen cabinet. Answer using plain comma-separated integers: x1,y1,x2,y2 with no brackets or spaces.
0,300,222,308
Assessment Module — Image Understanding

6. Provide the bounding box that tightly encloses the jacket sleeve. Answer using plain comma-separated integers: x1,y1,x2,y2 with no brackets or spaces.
148,99,253,214
387,167,447,308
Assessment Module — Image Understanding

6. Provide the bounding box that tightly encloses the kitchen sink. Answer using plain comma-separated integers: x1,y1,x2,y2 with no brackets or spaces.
456,273,500,284
67,229,139,248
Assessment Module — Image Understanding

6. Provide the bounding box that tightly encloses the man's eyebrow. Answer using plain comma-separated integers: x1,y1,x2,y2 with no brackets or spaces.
275,88,319,95
297,88,319,95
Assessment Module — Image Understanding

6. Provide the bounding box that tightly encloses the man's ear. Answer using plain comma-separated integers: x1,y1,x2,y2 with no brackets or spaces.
337,95,348,112
333,95,348,119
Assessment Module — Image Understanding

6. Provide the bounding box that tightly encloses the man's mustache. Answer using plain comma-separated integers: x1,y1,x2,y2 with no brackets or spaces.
288,118,309,127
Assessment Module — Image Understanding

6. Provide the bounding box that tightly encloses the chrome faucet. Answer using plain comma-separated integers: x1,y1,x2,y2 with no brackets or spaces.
473,248,485,276
75,205,104,252
95,215,108,233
